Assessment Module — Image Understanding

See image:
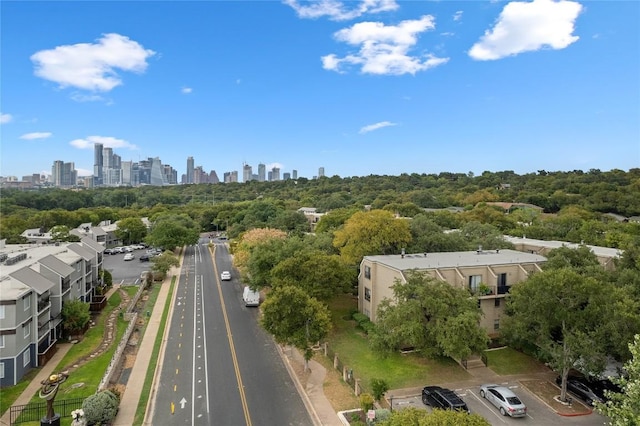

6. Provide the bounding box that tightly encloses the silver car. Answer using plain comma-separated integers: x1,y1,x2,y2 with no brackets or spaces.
479,384,527,417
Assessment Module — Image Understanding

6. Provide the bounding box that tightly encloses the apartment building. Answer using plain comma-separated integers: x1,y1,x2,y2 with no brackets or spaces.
358,249,547,338
0,238,104,386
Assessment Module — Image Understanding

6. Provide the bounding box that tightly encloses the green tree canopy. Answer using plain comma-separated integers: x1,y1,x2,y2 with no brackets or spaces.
271,251,355,301
260,286,331,369
502,268,619,402
370,271,489,360
151,251,180,276
115,217,148,245
61,299,90,335
145,213,200,250
333,209,412,265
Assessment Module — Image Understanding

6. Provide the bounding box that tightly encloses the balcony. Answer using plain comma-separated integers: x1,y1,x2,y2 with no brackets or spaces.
497,285,512,295
37,298,51,312
470,284,496,297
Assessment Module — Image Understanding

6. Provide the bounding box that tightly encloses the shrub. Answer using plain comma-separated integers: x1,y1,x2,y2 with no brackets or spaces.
370,378,389,401
352,312,369,324
82,390,119,425
359,393,374,412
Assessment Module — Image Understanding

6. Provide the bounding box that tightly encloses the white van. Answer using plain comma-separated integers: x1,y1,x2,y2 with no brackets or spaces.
242,286,260,307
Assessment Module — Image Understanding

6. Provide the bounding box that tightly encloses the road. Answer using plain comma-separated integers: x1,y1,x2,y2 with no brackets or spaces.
150,238,312,425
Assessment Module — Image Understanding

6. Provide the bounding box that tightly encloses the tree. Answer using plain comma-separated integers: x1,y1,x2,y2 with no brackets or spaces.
378,407,490,425
61,300,90,336
370,271,489,360
151,251,180,277
333,210,412,265
232,227,288,274
82,390,119,426
145,213,200,250
501,268,614,402
271,251,355,301
49,225,79,242
115,217,147,245
314,207,359,234
597,334,640,425
260,286,331,370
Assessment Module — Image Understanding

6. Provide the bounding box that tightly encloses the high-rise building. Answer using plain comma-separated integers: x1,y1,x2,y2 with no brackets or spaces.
283,172,291,180
209,170,220,184
270,166,280,181
243,163,252,183
150,157,168,186
186,156,194,184
318,167,325,178
292,169,298,179
93,143,103,186
51,160,77,187
258,163,266,182
121,161,132,185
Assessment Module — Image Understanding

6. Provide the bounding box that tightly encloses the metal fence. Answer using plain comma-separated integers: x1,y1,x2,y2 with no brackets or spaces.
10,397,84,424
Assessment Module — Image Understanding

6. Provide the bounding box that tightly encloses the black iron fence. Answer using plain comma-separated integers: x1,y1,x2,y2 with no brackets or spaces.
10,397,84,425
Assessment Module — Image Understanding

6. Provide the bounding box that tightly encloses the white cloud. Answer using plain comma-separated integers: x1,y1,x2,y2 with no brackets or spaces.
71,93,106,103
359,121,397,133
70,135,138,150
181,87,193,94
469,0,582,61
266,162,284,170
0,113,13,124
20,132,52,140
31,33,156,91
322,15,449,75
76,168,93,177
453,11,463,21
284,0,398,21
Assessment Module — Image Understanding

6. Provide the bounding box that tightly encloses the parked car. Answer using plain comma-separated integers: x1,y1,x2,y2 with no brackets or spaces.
562,375,621,402
421,386,469,413
123,253,135,261
220,271,231,281
139,254,150,262
104,248,116,255
242,286,260,307
479,384,527,417
556,376,604,406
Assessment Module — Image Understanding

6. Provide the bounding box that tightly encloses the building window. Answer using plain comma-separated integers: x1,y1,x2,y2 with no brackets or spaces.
23,350,30,368
364,287,371,301
468,275,482,293
364,266,371,280
23,322,30,339
495,298,501,308
494,319,500,331
0,361,4,379
0,335,4,348
23,296,30,311
0,305,4,319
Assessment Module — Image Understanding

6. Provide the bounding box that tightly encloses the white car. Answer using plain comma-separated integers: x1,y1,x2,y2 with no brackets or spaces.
123,253,135,261
220,271,231,281
479,384,527,417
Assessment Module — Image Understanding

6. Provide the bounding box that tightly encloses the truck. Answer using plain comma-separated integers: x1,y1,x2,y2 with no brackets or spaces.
242,286,260,307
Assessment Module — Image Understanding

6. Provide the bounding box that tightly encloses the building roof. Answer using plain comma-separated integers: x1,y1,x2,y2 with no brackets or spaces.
0,276,31,300
504,236,622,259
68,243,94,261
363,249,547,270
80,237,104,253
10,266,55,295
39,255,75,276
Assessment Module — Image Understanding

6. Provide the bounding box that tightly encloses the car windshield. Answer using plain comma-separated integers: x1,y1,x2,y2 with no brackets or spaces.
507,396,522,405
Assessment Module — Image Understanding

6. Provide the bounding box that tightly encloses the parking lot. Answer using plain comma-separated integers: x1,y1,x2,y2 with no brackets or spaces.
103,247,153,286
391,381,609,425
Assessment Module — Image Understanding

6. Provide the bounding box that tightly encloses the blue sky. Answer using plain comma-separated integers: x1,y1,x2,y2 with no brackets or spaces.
1,0,639,180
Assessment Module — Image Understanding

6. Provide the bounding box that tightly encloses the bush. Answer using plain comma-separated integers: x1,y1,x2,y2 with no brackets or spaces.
82,390,119,425
352,312,369,324
352,312,375,334
370,378,389,401
359,393,374,412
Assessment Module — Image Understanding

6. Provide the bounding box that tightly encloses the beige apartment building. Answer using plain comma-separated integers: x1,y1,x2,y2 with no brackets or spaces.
358,249,547,338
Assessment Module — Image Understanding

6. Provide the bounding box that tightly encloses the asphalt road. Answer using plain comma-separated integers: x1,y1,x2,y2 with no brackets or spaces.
150,239,312,425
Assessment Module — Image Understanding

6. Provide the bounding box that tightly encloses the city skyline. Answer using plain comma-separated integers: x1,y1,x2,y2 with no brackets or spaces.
1,1,638,179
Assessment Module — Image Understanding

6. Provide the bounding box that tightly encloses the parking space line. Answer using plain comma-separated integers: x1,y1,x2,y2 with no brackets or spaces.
467,389,508,424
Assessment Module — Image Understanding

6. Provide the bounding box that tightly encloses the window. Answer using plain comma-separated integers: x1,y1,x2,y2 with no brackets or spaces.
0,361,4,379
23,322,30,339
23,349,30,367
468,275,482,293
364,287,371,302
0,305,4,319
494,298,501,308
364,266,371,280
494,318,500,331
0,335,4,348
23,295,30,311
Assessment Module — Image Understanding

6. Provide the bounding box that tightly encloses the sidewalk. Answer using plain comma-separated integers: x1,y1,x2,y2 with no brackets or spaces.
0,285,121,426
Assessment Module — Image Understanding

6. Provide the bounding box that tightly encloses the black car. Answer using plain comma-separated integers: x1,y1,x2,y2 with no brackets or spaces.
139,254,150,262
556,376,604,406
422,386,470,413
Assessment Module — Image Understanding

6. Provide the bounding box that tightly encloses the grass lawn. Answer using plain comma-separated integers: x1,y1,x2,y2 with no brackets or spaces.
484,346,549,376
324,295,471,392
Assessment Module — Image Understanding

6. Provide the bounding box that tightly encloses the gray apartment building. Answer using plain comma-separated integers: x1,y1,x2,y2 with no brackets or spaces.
0,238,104,386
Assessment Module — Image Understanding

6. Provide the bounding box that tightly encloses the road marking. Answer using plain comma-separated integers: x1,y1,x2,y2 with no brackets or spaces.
171,402,175,414
180,398,187,409
469,389,508,424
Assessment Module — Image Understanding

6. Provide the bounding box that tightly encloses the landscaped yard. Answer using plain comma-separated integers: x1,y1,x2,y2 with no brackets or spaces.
484,346,550,375
323,295,471,393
